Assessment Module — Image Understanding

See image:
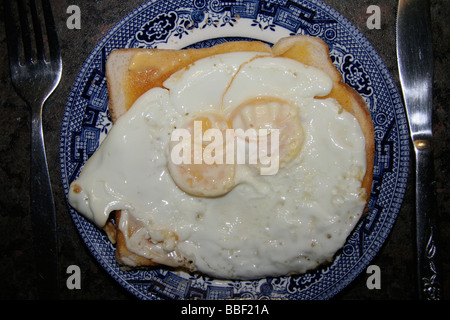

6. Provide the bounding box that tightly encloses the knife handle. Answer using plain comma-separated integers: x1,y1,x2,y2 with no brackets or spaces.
414,140,441,300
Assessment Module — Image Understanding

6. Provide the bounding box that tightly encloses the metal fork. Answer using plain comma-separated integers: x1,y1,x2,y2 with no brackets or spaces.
3,0,61,299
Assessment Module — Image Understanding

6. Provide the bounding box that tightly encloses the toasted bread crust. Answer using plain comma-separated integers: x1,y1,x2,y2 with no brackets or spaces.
106,35,374,267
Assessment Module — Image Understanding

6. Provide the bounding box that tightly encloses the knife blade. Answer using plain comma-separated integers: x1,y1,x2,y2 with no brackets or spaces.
396,0,441,299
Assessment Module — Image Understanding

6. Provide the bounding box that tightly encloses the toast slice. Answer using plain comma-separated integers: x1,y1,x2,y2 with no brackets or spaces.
104,35,374,269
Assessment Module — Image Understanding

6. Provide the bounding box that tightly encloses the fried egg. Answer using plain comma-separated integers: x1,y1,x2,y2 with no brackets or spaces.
68,51,367,280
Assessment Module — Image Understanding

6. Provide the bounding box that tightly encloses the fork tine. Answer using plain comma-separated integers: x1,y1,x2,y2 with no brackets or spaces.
3,0,20,68
29,0,45,61
41,0,60,62
17,0,33,64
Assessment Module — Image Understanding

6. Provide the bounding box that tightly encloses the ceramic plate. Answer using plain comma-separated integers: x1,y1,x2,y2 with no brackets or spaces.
60,0,409,299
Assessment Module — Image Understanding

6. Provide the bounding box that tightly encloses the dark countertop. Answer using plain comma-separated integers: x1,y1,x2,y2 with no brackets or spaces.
0,0,448,301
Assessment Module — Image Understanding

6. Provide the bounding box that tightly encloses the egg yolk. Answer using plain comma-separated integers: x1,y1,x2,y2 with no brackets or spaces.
168,113,236,197
229,97,304,168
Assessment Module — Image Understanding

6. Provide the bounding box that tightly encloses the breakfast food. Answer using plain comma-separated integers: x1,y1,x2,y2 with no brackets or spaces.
68,35,374,280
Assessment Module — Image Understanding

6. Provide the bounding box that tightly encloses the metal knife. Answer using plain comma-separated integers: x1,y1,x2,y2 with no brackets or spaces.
396,0,441,299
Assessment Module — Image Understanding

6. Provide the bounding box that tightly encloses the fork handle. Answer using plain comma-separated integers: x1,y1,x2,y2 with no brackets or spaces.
30,103,59,299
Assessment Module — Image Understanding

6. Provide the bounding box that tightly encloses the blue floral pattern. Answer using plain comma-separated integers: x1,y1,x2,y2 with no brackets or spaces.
60,0,409,300
136,12,178,44
342,54,374,96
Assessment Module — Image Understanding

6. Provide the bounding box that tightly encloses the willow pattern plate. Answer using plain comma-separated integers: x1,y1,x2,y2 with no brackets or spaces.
60,0,409,300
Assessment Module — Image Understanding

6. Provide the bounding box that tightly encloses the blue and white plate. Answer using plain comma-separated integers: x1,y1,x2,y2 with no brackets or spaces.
60,0,409,300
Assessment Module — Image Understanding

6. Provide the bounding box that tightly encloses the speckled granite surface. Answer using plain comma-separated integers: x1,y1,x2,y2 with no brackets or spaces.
0,0,448,300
